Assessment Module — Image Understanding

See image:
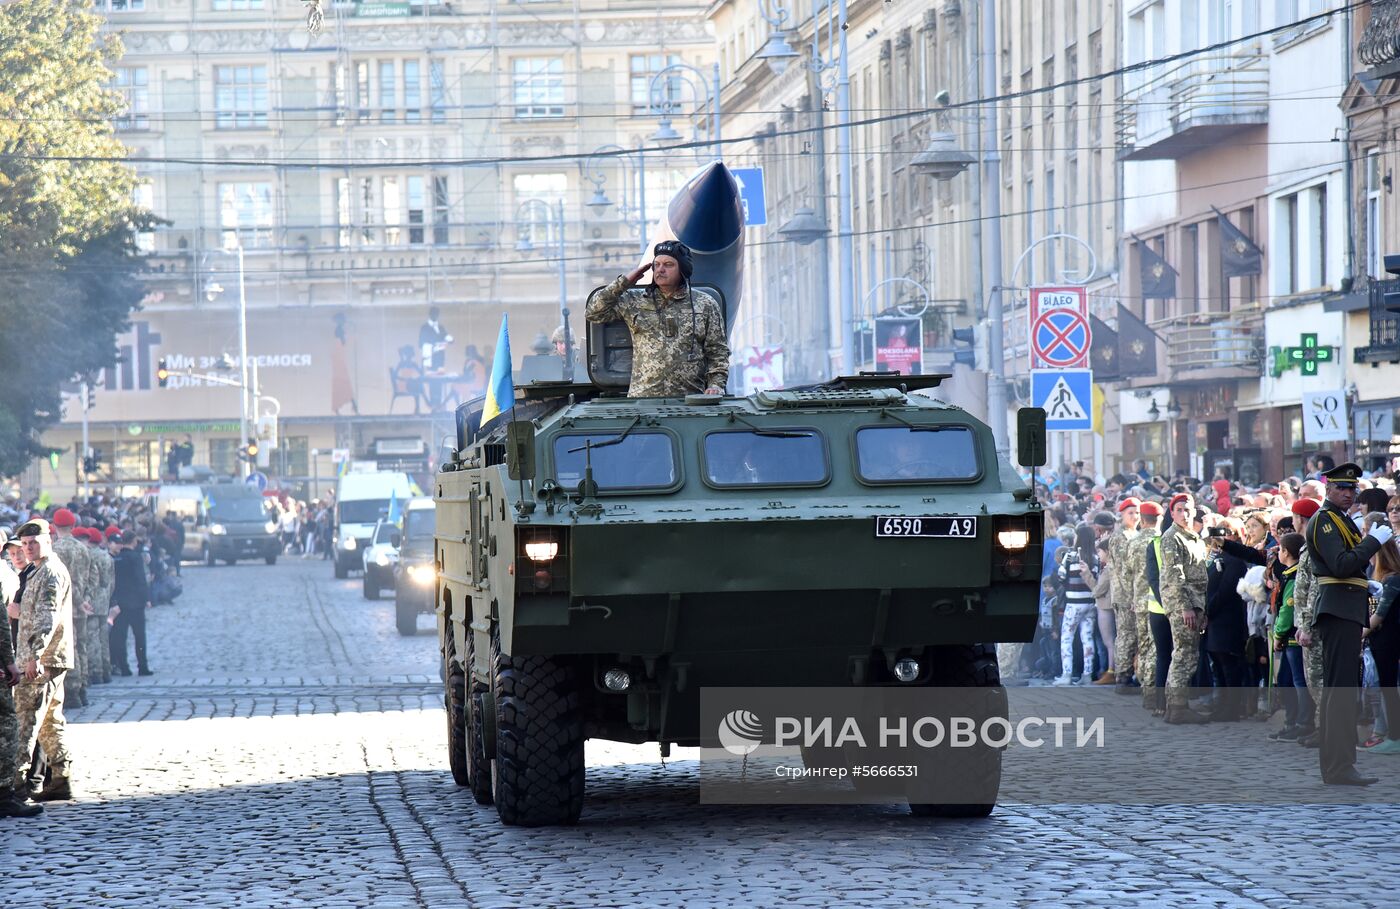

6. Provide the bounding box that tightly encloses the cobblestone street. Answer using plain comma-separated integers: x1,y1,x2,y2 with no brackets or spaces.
5,559,1396,908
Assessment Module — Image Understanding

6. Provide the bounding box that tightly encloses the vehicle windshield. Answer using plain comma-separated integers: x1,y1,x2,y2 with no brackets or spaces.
855,425,980,482
703,430,827,486
339,499,390,524
207,496,270,522
373,522,399,545
404,508,435,541
164,498,199,522
552,432,677,491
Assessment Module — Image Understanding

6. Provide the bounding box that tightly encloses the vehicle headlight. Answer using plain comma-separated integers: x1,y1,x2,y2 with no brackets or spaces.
407,563,436,585
265,521,278,534
996,530,1030,551
524,541,558,562
344,536,357,550
375,552,390,567
208,523,227,536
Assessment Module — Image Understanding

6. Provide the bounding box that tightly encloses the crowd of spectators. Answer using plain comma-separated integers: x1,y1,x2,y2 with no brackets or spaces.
1007,454,1400,760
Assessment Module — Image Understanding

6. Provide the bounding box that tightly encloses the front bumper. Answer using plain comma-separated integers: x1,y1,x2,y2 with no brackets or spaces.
209,535,280,559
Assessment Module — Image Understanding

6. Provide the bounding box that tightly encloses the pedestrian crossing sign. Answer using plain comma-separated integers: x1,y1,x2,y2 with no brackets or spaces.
1031,369,1093,431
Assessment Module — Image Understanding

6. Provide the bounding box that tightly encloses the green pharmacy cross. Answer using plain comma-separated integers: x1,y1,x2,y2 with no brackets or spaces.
1269,333,1334,378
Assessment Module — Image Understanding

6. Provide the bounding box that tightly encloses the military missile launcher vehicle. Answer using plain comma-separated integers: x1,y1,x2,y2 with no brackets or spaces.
433,163,1047,826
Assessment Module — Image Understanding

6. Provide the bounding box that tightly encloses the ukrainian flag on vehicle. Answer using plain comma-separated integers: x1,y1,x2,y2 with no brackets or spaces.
481,315,514,424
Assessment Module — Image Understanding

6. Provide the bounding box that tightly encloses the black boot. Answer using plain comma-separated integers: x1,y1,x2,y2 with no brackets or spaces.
33,772,72,803
0,787,42,818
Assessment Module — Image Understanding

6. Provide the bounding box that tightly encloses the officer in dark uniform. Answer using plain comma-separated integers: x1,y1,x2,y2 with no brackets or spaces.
1301,462,1393,785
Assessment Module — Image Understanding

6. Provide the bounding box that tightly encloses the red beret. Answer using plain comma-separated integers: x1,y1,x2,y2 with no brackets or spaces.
51,508,77,528
1291,498,1321,519
1140,501,1164,517
1118,497,1142,512
72,527,90,542
1168,493,1192,513
104,525,121,538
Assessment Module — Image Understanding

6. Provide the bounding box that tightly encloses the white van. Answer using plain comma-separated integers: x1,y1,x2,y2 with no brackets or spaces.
154,484,209,561
333,469,416,578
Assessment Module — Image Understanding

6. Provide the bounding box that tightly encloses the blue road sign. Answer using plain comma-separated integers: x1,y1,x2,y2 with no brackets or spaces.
1031,369,1093,431
246,470,268,491
731,167,767,227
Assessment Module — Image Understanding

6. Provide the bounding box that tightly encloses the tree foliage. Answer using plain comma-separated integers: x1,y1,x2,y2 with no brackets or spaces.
0,0,147,476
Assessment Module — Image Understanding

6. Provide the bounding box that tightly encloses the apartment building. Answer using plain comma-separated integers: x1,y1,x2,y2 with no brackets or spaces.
38,0,714,495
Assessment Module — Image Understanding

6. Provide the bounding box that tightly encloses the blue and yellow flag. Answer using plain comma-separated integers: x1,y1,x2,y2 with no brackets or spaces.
481,315,514,424
387,489,401,525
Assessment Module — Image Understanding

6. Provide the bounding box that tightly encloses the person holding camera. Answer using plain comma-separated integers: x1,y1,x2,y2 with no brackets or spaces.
1053,523,1100,686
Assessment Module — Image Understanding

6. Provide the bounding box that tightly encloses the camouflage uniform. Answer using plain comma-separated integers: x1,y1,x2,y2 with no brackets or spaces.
1126,528,1160,702
1108,527,1140,677
1294,545,1324,713
1159,523,1210,706
87,543,115,684
0,560,20,789
50,534,92,705
14,555,74,785
585,275,730,397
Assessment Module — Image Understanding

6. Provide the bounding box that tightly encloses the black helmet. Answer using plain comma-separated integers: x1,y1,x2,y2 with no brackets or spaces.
653,240,694,280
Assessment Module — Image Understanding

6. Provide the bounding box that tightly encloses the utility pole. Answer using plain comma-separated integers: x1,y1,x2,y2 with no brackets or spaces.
835,0,857,375
980,0,1009,459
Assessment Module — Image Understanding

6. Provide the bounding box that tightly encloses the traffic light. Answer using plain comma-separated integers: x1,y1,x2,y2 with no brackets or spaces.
156,357,170,387
1385,254,1400,314
240,441,259,460
951,327,977,368
84,384,96,410
82,454,99,475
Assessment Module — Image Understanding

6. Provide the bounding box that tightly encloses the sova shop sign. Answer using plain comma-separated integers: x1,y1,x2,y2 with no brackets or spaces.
1302,390,1349,444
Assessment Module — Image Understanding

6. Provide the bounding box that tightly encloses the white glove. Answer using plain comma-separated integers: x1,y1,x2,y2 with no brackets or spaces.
1369,524,1394,545
1370,580,1384,598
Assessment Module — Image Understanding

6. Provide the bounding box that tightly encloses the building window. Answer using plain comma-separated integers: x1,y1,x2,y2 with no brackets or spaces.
133,181,155,253
514,173,566,245
407,175,425,245
103,0,145,10
429,59,447,124
404,60,421,124
1277,183,1328,294
1367,149,1383,279
512,57,564,119
213,0,263,9
432,175,450,245
113,67,149,130
379,61,397,123
383,176,402,245
210,439,240,478
329,61,347,126
218,182,274,248
335,177,352,248
630,53,681,113
214,65,268,129
275,436,309,478
360,177,375,244
355,61,371,123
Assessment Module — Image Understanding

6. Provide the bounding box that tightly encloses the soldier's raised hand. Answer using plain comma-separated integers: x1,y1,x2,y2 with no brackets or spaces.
626,261,653,284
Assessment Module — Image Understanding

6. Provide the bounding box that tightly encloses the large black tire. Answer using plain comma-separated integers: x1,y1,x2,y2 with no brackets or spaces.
364,571,380,601
445,644,470,788
204,545,215,567
224,558,238,566
394,595,416,636
491,630,584,826
334,557,348,580
264,554,277,566
464,629,493,805
909,644,1004,819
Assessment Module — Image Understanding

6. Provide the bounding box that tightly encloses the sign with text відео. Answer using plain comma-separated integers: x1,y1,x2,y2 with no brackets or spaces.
1302,390,1349,443
1029,287,1091,370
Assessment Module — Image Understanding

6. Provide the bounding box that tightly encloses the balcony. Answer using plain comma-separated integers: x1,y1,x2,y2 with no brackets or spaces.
1355,278,1400,364
1116,50,1269,160
1155,308,1265,382
1361,0,1400,77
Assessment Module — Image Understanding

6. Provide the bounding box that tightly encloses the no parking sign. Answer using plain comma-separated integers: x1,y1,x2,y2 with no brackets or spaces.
1029,287,1091,370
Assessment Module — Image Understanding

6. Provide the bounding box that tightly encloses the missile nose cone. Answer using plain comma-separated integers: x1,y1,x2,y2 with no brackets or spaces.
668,161,744,254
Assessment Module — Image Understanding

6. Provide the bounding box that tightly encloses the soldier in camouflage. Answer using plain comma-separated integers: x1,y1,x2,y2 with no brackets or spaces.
1126,500,1164,702
1107,497,1141,688
1289,499,1325,747
49,509,93,708
1159,495,1211,724
585,240,729,398
13,519,76,801
82,528,115,685
0,530,42,817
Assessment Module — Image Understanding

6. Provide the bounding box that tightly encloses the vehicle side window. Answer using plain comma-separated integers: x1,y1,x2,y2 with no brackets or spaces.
855,426,981,483
551,432,677,491
702,430,828,487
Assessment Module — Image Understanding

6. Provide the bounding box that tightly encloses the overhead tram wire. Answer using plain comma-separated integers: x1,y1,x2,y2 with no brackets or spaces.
4,1,1368,171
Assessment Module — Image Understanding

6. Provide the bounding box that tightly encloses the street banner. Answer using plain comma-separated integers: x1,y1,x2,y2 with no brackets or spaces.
1355,406,1396,444
736,345,785,395
874,317,923,375
1029,287,1091,370
1302,390,1349,443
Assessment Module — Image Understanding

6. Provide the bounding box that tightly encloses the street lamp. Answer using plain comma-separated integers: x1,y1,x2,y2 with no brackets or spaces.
515,198,574,381
755,0,800,76
910,131,977,182
776,206,829,246
580,144,649,255
648,61,722,159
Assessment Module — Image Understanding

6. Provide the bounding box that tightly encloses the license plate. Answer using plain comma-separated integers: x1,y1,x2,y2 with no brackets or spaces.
873,516,978,538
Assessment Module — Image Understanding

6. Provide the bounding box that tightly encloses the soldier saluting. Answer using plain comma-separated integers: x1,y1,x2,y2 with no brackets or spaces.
1298,462,1392,786
586,240,729,398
